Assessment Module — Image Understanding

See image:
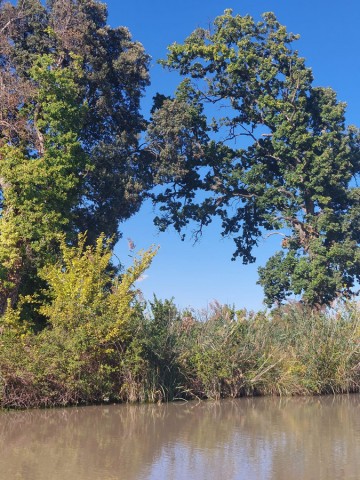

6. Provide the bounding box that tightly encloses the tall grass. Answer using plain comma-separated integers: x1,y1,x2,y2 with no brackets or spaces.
115,299,360,402
119,301,360,400
0,298,359,408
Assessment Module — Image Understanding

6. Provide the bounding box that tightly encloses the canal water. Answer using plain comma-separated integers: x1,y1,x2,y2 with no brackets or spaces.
0,395,359,480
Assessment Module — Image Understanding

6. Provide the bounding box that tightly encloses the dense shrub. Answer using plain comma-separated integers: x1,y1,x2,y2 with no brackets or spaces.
0,234,157,408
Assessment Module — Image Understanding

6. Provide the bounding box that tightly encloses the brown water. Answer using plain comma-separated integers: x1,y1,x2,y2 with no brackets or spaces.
0,395,359,480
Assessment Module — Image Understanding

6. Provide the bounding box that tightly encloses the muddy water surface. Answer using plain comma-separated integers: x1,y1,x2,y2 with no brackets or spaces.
0,395,359,480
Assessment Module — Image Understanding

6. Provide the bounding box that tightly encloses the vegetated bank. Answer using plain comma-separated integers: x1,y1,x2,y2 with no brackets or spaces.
0,238,359,408
0,3,359,409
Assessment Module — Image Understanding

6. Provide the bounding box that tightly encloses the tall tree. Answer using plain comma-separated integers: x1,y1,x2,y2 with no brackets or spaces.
0,0,150,313
147,10,360,306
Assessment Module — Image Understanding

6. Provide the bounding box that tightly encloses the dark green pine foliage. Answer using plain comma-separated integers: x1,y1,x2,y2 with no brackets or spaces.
147,10,360,307
0,0,150,314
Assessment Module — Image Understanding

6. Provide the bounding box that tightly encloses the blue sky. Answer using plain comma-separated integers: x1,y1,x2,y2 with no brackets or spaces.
108,0,360,311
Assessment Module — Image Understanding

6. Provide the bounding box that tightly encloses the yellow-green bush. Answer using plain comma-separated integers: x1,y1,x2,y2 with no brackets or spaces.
0,234,157,408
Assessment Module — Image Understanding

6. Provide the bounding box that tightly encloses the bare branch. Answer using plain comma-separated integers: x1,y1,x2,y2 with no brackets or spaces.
263,232,286,239
0,1,27,35
33,105,45,156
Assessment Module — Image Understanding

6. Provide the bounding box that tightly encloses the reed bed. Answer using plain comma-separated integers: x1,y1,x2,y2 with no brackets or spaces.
0,299,359,408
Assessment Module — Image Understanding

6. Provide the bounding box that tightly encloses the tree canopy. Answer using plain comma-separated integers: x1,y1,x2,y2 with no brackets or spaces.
147,9,360,306
0,0,150,312
1,4,360,311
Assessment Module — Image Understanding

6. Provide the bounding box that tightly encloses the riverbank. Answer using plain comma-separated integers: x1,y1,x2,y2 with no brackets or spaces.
1,299,359,409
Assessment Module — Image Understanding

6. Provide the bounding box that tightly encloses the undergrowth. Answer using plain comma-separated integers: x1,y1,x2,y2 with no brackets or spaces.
0,236,359,408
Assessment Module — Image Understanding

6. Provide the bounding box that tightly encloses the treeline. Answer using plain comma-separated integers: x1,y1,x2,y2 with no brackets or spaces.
0,1,360,408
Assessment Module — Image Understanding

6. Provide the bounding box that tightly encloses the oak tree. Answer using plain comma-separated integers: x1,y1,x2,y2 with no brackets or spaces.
147,10,360,306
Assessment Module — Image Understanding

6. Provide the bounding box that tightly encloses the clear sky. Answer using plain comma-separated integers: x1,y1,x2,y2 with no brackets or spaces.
107,0,360,311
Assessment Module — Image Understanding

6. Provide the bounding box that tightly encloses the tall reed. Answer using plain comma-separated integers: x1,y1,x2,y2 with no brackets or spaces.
1,297,359,408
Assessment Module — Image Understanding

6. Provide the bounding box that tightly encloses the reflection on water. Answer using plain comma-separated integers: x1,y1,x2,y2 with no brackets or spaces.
0,395,359,480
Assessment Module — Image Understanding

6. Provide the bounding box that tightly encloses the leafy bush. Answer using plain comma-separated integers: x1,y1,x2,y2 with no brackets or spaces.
0,234,157,408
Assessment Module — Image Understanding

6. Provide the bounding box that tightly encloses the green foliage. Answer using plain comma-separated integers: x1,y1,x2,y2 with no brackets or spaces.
101,299,360,402
176,302,359,399
118,297,184,402
0,54,87,314
0,234,157,408
0,5,359,409
38,233,157,343
0,0,150,315
147,10,360,306
1,291,359,407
